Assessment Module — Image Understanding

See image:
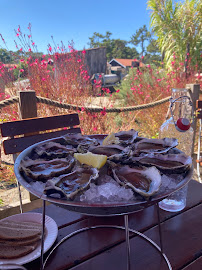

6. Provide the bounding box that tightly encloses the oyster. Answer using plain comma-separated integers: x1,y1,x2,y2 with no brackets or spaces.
19,155,75,181
133,138,178,154
63,133,99,148
33,141,75,159
114,129,138,146
44,165,99,200
88,144,130,162
89,144,125,156
112,165,161,198
131,153,192,174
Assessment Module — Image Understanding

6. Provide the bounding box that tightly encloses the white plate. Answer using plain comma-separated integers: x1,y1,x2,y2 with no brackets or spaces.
0,212,58,268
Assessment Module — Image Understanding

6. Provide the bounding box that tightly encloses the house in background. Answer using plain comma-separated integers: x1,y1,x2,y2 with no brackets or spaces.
108,58,145,73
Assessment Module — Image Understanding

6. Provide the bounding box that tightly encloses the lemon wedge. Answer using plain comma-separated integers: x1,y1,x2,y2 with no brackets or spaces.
74,152,107,169
102,133,120,146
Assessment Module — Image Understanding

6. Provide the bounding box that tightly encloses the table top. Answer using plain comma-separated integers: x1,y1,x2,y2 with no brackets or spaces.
23,179,202,270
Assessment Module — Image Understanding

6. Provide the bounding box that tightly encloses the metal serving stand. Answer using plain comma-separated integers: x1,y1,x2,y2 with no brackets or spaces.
14,137,193,270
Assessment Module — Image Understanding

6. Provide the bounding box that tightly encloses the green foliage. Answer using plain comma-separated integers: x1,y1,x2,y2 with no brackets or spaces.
114,114,123,127
0,48,43,65
147,0,202,69
130,25,151,57
88,29,162,65
115,65,167,103
12,67,19,80
88,31,139,60
0,49,13,63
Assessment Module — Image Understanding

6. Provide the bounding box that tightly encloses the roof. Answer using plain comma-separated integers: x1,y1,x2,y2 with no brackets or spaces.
3,64,19,68
109,58,145,68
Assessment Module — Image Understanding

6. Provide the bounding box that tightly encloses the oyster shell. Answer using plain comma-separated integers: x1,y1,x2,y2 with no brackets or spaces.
112,165,161,198
131,153,192,174
44,165,99,200
63,133,99,148
133,138,178,154
19,155,75,181
89,144,125,156
33,141,75,159
114,129,138,146
88,144,131,162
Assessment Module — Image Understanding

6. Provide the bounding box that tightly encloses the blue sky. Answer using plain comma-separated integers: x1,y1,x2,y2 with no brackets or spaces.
0,0,151,53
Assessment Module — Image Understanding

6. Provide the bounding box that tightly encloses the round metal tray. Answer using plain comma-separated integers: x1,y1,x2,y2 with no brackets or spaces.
14,136,193,216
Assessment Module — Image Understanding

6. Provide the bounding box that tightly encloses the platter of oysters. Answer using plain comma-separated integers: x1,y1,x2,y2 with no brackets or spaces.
14,130,193,216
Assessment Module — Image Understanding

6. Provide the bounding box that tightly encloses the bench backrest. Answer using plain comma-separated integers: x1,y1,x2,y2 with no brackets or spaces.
196,100,202,119
0,113,81,155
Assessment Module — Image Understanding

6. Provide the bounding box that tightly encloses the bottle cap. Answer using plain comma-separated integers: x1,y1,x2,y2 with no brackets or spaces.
176,118,191,131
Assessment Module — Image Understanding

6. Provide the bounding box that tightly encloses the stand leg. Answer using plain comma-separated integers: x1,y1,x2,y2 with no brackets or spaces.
16,181,23,213
43,224,172,270
40,200,46,270
157,202,163,253
13,154,23,213
124,214,131,270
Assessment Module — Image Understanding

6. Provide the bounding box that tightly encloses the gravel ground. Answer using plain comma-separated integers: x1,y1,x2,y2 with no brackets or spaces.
0,186,30,210
0,148,31,209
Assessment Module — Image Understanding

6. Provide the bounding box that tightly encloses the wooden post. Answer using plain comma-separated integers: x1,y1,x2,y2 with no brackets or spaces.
186,84,200,156
18,90,37,119
0,78,5,94
18,90,38,202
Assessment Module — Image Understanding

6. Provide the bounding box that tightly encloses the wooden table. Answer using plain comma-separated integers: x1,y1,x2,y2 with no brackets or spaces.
24,179,202,270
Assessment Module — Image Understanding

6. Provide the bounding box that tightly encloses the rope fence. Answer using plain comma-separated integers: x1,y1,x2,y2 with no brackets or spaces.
0,96,19,109
0,95,171,113
0,85,200,113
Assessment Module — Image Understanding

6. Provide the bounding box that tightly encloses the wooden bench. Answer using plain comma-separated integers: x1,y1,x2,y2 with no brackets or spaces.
0,113,81,212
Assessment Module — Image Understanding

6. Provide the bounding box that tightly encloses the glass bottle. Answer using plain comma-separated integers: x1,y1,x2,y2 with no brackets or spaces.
159,88,193,212
159,88,194,156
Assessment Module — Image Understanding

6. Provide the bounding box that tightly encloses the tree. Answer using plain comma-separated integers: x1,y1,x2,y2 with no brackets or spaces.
145,35,162,64
147,0,202,69
88,31,112,48
130,25,151,57
88,32,139,60
0,49,13,63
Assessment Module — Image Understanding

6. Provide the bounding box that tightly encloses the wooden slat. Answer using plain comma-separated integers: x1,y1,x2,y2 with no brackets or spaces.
2,127,81,154
196,109,202,119
182,256,202,269
196,100,202,109
0,113,80,137
32,204,86,229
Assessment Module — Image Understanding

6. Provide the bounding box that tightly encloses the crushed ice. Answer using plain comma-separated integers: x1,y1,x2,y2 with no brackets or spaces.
158,173,184,194
31,181,46,193
79,175,135,204
29,171,186,204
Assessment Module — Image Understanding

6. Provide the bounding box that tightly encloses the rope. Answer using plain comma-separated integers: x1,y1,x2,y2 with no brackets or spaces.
36,96,171,113
0,94,171,113
0,85,199,112
0,96,19,109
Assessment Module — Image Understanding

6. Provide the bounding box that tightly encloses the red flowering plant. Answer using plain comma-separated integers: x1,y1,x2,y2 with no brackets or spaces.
113,55,201,138
0,25,111,135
